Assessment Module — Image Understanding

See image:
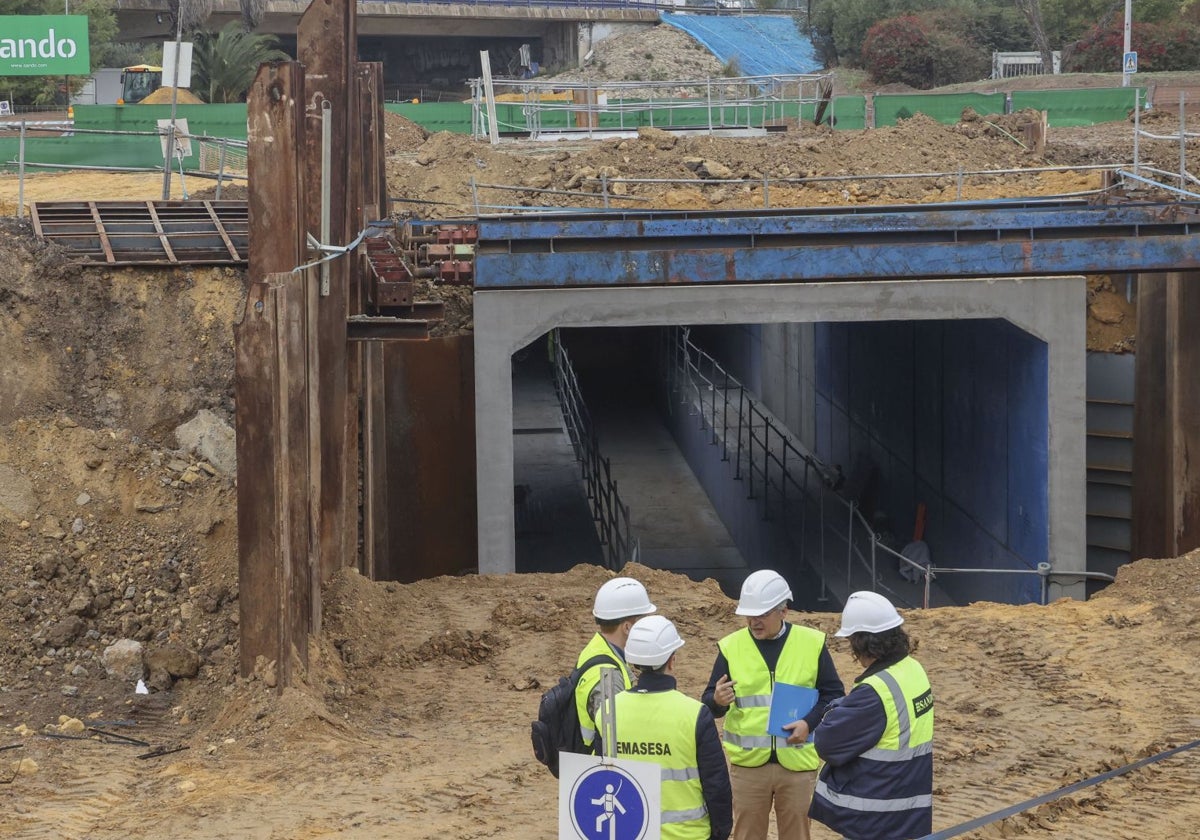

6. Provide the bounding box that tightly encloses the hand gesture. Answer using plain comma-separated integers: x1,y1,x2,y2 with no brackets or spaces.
714,674,737,707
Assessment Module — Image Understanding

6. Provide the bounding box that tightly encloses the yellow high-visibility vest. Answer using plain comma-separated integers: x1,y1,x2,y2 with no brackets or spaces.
615,689,710,840
718,625,825,770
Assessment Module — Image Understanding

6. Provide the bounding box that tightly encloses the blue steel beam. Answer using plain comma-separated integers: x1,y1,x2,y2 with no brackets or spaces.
470,201,1199,243
466,200,1200,287
476,237,1200,286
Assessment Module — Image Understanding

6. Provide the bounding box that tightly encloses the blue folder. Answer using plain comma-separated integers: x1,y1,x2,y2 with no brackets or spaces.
767,683,819,740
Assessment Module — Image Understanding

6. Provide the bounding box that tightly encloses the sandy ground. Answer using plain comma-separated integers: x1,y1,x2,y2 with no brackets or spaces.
2,558,1200,839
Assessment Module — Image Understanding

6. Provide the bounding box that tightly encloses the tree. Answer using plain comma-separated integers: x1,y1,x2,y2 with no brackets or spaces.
191,22,289,103
1014,0,1055,72
860,13,989,88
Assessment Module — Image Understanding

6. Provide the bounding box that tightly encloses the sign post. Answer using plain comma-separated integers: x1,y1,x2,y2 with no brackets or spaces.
1122,0,1133,87
559,752,661,840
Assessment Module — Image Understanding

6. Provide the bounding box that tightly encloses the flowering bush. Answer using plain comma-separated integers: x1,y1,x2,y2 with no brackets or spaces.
1065,20,1200,72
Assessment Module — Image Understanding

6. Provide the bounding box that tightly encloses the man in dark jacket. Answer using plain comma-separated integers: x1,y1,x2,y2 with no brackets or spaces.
809,591,934,840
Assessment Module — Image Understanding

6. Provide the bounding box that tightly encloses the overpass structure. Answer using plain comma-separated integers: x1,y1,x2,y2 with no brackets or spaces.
114,0,666,92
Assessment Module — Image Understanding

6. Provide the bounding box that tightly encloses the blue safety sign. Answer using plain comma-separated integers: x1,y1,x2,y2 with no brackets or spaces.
569,765,648,840
1124,51,1138,74
559,752,660,840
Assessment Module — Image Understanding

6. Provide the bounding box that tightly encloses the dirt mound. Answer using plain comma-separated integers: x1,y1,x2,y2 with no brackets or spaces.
1087,275,1136,353
393,111,1097,219
138,87,205,105
543,24,725,86
383,109,430,154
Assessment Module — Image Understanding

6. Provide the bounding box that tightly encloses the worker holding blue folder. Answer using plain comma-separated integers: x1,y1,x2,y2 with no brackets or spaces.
701,570,845,840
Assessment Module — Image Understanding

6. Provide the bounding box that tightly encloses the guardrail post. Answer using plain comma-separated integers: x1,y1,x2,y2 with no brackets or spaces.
1133,90,1141,176
17,120,26,220
747,405,756,501
721,368,730,461
735,386,744,480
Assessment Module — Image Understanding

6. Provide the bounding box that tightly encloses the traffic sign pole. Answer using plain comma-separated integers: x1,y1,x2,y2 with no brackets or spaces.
1122,0,1132,87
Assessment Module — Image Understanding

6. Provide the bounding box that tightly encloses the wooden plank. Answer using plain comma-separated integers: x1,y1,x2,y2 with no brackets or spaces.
247,62,306,280
239,62,310,682
234,280,283,682
203,200,241,261
1133,273,1171,561
361,341,387,579
29,203,44,238
379,336,478,581
299,0,356,589
88,201,115,263
144,201,178,263
1167,271,1200,552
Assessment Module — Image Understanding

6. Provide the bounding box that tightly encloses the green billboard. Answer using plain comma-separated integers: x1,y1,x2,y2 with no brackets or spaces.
1,15,90,76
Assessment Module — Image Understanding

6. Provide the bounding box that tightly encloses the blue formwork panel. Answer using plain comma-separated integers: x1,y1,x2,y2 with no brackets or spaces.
943,320,1009,544
811,317,1049,604
1006,324,1049,568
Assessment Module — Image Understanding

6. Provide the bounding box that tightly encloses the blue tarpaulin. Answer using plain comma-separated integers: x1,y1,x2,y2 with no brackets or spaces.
660,13,819,77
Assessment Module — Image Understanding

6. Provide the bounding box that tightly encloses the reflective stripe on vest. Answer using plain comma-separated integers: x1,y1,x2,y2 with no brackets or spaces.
814,778,933,812
614,689,710,840
718,624,825,770
860,657,934,763
573,634,631,748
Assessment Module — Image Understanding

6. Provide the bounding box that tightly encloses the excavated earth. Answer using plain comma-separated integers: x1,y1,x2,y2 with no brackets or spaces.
0,41,1196,837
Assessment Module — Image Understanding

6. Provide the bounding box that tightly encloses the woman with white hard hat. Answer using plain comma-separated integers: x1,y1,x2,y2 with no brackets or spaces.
701,569,845,840
809,591,934,840
572,577,657,754
610,615,733,840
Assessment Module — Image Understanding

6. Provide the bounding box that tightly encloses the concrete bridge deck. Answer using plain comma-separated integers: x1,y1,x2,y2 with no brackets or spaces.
115,0,661,40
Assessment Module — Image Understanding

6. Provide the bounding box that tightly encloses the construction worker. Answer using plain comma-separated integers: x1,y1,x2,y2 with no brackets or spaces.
702,569,844,840
613,615,733,840
809,591,933,840
575,576,657,753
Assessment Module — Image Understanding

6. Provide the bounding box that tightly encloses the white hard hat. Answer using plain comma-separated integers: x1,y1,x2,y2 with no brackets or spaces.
625,615,685,667
835,590,904,637
593,577,657,621
735,569,793,616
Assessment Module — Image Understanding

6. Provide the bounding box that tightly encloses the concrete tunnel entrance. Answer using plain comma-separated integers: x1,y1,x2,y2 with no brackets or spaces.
477,277,1087,605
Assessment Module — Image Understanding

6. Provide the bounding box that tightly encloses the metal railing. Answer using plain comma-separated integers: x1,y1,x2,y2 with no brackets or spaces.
1128,89,1200,199
551,331,639,570
661,326,1113,607
470,73,833,140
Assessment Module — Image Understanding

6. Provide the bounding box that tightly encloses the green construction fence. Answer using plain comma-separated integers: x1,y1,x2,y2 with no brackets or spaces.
0,88,1146,173
1010,87,1143,126
874,93,1007,127
1,103,247,173
387,96,867,134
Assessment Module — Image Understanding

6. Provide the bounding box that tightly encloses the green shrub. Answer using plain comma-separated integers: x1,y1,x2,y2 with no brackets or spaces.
861,14,988,89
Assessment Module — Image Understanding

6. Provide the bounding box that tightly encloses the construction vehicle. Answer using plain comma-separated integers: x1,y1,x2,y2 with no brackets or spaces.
118,64,164,105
